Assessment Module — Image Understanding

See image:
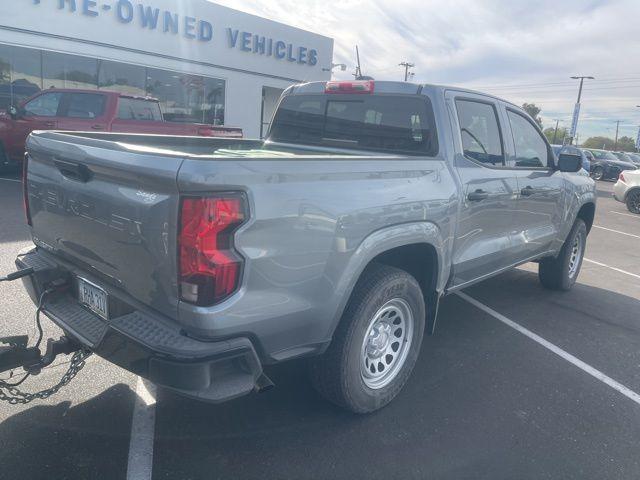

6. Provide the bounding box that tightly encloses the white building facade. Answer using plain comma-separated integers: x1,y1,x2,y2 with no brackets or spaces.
0,0,334,138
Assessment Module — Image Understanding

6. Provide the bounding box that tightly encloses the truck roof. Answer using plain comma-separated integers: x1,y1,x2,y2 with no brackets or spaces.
287,80,521,110
32,88,159,102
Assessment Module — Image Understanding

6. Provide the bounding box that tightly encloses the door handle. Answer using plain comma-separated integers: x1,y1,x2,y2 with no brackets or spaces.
54,159,92,183
90,124,104,130
44,122,55,128
520,186,539,197
467,189,489,202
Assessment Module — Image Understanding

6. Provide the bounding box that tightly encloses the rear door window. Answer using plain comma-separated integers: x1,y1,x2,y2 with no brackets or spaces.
455,99,504,166
117,98,163,121
269,94,438,155
63,93,106,119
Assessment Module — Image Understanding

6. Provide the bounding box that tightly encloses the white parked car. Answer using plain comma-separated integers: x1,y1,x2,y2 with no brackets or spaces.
613,170,640,214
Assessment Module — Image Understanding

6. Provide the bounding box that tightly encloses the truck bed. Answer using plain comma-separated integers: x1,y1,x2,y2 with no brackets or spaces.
25,130,427,336
30,131,387,159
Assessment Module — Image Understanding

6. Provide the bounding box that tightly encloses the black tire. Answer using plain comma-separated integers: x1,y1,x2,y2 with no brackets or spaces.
309,264,426,414
626,189,640,214
590,166,604,181
539,219,587,291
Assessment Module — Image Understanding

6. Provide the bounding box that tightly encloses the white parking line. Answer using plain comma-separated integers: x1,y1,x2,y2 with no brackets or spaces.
609,211,639,220
584,258,640,280
457,292,640,407
0,177,20,183
126,377,157,480
592,225,640,239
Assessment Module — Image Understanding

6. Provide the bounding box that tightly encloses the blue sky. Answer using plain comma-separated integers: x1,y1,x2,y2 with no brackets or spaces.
214,0,640,143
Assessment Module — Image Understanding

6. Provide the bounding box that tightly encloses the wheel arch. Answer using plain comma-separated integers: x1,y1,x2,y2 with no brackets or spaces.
576,202,596,233
328,222,446,341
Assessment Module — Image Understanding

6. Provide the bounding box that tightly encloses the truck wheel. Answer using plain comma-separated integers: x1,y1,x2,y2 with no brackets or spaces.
590,166,604,181
539,219,587,291
310,264,425,414
626,190,640,214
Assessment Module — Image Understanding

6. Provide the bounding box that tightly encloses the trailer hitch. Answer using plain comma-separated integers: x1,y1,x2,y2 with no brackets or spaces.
0,336,41,373
0,335,83,376
0,267,92,404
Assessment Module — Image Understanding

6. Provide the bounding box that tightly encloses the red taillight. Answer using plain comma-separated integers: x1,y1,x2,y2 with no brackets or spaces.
22,153,32,226
325,80,374,94
197,127,214,137
197,127,243,138
179,195,247,306
619,172,626,182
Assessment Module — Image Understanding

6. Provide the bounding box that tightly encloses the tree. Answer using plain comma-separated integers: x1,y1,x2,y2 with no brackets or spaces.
582,136,615,150
543,126,568,145
617,136,636,152
581,135,637,152
522,103,543,128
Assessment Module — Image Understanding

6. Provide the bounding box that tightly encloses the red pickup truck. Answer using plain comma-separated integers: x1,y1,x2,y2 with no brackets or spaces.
0,88,242,171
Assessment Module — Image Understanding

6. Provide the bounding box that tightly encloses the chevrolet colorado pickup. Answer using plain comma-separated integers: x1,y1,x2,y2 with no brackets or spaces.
14,80,596,413
0,88,242,171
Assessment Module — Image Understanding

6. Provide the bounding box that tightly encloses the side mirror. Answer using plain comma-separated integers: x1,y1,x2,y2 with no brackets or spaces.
557,153,582,172
8,106,19,119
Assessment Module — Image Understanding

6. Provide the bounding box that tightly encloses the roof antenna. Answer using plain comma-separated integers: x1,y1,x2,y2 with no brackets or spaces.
353,46,374,81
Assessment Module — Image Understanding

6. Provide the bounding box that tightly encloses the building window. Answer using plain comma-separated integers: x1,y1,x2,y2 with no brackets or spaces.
145,69,225,125
98,60,146,97
0,43,226,126
0,44,43,110
43,52,97,90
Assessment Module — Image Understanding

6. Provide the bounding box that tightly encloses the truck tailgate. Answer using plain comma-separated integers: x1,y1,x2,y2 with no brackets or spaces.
25,132,183,320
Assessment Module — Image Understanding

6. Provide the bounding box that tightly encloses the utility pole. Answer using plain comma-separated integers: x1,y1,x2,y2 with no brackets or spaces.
353,46,363,80
568,75,594,145
614,120,621,151
399,61,415,82
552,119,561,144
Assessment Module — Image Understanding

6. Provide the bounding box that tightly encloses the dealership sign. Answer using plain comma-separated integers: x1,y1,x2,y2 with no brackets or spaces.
29,0,320,66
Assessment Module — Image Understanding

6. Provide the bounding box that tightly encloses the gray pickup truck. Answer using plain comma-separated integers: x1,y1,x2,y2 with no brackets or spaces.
16,80,596,413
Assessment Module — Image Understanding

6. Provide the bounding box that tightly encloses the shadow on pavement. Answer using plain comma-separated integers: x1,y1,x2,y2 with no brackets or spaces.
0,384,135,480
153,268,640,480
0,175,30,244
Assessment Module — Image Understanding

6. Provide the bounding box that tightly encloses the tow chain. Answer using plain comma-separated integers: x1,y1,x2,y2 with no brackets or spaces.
0,349,92,405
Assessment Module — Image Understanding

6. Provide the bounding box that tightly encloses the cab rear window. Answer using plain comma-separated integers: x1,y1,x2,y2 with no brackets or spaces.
117,98,163,121
269,94,438,155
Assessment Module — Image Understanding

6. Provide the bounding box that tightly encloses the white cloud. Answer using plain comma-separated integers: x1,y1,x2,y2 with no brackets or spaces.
212,0,640,142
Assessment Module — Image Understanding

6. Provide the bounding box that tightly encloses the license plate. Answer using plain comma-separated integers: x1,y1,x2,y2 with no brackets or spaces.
78,278,109,320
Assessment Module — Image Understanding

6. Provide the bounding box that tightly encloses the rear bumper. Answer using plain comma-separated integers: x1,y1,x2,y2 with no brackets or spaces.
15,247,268,403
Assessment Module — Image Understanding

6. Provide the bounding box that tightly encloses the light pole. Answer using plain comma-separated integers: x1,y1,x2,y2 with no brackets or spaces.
568,76,594,145
322,63,347,75
636,106,640,152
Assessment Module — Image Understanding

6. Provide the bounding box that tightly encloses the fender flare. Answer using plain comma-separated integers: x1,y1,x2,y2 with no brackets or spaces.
325,221,446,338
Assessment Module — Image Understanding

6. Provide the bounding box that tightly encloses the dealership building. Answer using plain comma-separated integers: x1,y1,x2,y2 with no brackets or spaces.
0,0,333,137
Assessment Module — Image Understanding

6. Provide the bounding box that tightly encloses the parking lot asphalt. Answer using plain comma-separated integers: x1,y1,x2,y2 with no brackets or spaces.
0,173,639,480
